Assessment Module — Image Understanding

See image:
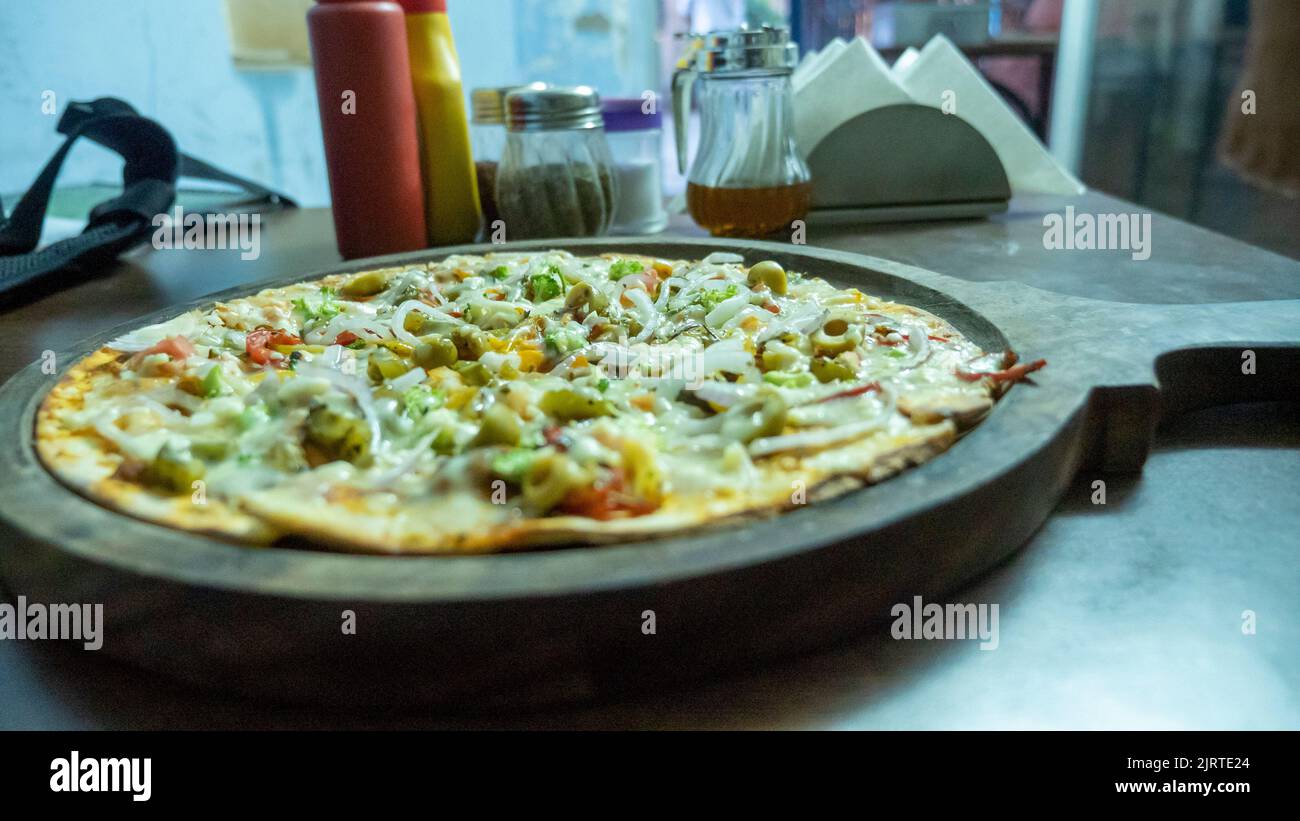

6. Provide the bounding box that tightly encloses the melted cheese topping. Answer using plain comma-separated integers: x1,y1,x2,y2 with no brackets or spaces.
66,251,997,524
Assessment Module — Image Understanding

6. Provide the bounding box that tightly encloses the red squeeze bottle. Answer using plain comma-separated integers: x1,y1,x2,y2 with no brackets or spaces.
308,0,427,259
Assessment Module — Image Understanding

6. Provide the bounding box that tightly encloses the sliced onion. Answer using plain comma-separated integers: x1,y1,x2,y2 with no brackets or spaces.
423,277,444,303
723,305,766,331
750,417,884,457
673,274,737,307
295,362,382,453
391,299,458,345
366,431,438,487
690,380,756,409
676,412,724,436
652,378,685,401
625,288,660,343
895,323,932,369
91,407,175,461
107,312,202,353
548,343,603,378
703,252,744,264
750,386,896,456
758,305,825,342
656,277,685,311
387,366,427,393
372,269,426,308
696,337,753,377
91,407,129,450
307,306,389,345
138,392,195,418
705,292,750,328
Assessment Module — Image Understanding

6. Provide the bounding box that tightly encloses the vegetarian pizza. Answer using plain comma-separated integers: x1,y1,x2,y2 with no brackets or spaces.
36,251,1044,553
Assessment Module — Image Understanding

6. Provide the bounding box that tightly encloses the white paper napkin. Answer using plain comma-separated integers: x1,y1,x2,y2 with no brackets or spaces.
794,37,912,158
791,47,819,87
892,46,920,74
792,37,847,93
892,34,1085,195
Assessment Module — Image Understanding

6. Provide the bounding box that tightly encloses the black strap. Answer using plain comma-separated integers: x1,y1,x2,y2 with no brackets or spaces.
0,98,177,294
0,97,295,299
178,153,294,209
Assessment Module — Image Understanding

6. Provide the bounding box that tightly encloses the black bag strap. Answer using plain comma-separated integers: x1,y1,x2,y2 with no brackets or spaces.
0,98,178,295
0,96,295,299
178,153,295,208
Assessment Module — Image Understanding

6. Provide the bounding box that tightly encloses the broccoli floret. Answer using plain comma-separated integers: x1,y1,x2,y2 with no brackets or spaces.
402,384,445,418
528,267,566,301
608,258,644,279
293,286,342,323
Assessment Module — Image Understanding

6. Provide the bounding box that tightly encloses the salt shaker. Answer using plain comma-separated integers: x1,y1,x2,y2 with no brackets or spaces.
601,98,668,235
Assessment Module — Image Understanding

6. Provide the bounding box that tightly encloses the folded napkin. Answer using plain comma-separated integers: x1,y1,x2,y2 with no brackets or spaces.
892,34,1084,195
794,37,912,157
892,46,921,74
792,34,1085,196
792,37,848,93
791,47,819,87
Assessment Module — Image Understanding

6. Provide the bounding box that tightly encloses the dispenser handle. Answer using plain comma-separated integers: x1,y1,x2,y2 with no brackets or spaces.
671,67,696,176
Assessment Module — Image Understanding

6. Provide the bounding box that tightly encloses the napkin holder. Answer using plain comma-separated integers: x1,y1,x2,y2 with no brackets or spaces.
806,103,1010,224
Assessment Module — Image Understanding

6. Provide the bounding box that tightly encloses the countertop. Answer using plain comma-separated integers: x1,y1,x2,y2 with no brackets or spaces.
2,191,1297,729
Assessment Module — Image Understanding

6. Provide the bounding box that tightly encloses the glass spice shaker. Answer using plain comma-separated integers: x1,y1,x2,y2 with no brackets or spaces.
496,85,618,239
601,98,669,235
471,84,544,239
470,86,509,238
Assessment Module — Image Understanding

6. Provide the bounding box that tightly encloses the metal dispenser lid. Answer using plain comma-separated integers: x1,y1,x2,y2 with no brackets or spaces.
679,25,799,74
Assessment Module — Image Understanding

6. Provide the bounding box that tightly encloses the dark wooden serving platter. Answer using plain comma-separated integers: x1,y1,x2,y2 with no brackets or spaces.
0,237,1295,708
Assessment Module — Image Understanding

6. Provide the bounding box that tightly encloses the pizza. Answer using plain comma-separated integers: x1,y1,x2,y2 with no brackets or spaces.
36,251,1044,553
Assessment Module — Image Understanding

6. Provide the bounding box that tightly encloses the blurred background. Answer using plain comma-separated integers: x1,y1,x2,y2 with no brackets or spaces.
2,0,1295,258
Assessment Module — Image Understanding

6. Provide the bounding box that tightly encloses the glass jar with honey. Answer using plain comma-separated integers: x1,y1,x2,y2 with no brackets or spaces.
673,26,811,238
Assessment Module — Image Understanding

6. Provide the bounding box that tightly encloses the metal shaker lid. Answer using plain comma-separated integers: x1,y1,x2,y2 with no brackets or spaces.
505,85,604,132
680,25,799,74
472,83,549,126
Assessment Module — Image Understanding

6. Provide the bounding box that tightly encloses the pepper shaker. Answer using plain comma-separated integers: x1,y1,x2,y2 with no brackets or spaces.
495,85,618,239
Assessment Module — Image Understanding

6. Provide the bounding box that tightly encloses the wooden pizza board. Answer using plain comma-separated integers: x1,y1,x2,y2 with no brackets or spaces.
0,237,1295,708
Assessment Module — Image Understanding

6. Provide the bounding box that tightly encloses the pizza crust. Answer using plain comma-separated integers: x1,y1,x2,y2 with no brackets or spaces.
37,350,281,545
228,420,956,554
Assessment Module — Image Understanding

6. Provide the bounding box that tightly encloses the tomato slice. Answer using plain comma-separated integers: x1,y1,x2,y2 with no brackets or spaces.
558,470,657,520
137,335,194,361
245,329,273,365
245,328,300,366
129,337,195,368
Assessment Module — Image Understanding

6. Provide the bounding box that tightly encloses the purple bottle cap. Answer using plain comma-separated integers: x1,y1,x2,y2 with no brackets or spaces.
601,97,662,132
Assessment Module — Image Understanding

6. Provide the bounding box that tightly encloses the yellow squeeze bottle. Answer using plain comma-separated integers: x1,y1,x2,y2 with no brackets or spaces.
399,0,480,245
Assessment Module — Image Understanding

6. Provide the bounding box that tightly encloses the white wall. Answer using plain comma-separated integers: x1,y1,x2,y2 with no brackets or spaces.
0,0,656,208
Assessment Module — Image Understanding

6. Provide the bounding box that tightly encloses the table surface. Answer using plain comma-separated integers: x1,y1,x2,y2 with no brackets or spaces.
2,192,1297,729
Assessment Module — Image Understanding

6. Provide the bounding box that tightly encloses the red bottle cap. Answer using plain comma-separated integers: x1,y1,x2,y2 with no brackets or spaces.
395,0,447,12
